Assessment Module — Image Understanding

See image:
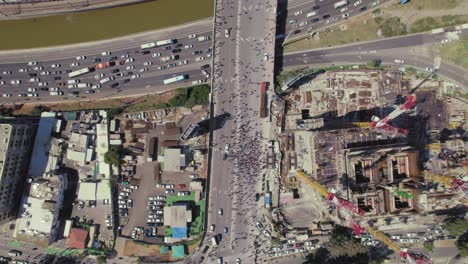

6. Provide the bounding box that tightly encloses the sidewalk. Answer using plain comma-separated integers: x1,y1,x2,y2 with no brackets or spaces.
0,0,149,20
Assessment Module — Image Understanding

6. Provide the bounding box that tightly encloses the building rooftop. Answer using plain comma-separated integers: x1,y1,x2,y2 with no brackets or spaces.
28,112,58,178
77,181,112,201
163,204,192,228
161,148,186,172
67,228,88,249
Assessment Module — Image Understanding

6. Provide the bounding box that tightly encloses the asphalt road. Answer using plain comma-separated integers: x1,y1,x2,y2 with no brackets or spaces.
282,0,388,43
283,27,468,87
0,0,390,105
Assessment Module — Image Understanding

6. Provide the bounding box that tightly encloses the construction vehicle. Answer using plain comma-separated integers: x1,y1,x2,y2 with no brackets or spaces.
379,185,413,199
296,170,432,264
96,62,111,70
370,94,416,137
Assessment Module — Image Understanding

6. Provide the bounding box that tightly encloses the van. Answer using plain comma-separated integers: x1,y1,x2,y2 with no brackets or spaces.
211,236,218,247
306,11,317,18
67,79,79,84
394,59,405,64
100,77,114,84
50,91,64,96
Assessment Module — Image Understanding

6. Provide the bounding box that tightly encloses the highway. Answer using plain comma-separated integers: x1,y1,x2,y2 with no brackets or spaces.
187,0,276,263
0,0,391,104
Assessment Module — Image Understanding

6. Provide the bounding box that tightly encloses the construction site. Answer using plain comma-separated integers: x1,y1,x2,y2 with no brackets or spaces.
265,69,467,263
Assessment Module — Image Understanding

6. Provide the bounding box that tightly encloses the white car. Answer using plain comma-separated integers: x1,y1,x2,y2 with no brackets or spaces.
210,224,215,232
38,82,48,87
126,65,135,70
0,81,5,85
139,68,148,72
156,184,165,188
340,7,348,13
131,74,140,79
70,62,79,67
143,61,152,66
354,0,362,6
166,184,175,189
2,71,12,75
27,61,38,66
10,80,21,85
125,58,134,63
18,68,29,73
27,88,37,92
184,44,193,49
165,189,174,194
152,53,161,57
177,191,189,196
157,65,165,70
441,39,450,44
178,60,188,65
2,93,12,97
192,80,203,85
101,51,111,56
29,78,39,82
294,10,302,16
188,34,197,39
40,71,50,75
425,67,433,72
121,53,130,58
156,196,166,200
50,87,59,91
51,64,61,68
76,56,86,60
218,208,223,215
195,56,204,62
33,66,43,71
27,93,38,97
299,21,308,27
92,84,101,89
341,13,349,19
189,174,199,179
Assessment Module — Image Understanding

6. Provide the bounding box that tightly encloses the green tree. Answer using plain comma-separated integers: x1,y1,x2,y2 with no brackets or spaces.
0,105,13,117
96,256,107,264
423,240,434,252
104,146,121,166
327,225,368,258
456,232,468,257
107,108,123,119
367,59,381,69
442,216,468,236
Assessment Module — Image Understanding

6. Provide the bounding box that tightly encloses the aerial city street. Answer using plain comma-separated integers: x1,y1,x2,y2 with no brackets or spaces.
0,0,466,264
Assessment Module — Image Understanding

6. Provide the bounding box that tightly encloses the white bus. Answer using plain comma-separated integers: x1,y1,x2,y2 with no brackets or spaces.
334,0,348,8
68,67,90,78
140,42,157,49
163,75,187,85
156,38,176,46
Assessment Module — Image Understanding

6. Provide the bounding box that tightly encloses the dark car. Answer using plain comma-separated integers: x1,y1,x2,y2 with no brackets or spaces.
111,69,120,73
53,71,62,75
171,48,181,53
360,6,367,12
53,76,61,80
115,73,124,77
293,29,301,34
322,14,330,19
92,58,101,63
119,61,125,65
28,73,37,77
174,43,183,48
72,91,79,95
123,79,130,83
40,87,49,91
193,50,203,55
142,50,150,55
110,83,119,88
312,5,320,10
65,69,72,73
110,56,118,61
311,18,320,23
200,64,210,70
202,246,209,254
126,71,133,76
168,63,177,68
164,46,172,50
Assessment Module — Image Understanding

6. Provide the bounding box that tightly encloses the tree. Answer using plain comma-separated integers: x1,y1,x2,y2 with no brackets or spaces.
31,105,49,116
107,108,124,119
380,17,407,37
423,240,434,252
442,216,468,236
104,145,121,166
456,232,468,257
97,256,107,264
367,59,381,69
0,105,13,117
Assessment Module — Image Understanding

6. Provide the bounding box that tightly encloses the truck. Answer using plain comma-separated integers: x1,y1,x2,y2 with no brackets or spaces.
68,67,90,78
211,236,218,247
77,83,91,88
198,36,210,42
333,0,348,9
96,62,111,70
160,56,176,62
306,11,318,18
264,192,271,208
259,82,268,118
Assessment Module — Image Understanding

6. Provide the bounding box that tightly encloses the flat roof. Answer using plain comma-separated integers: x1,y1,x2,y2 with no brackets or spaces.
28,112,57,178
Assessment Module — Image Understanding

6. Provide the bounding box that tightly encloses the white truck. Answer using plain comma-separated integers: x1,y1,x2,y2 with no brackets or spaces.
77,83,91,88
211,236,218,247
100,77,114,84
306,11,318,18
198,36,210,42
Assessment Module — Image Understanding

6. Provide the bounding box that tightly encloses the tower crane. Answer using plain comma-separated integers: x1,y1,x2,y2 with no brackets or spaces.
296,170,433,264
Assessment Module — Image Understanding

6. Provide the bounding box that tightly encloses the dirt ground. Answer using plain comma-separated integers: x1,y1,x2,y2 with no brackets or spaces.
118,238,167,259
8,91,176,116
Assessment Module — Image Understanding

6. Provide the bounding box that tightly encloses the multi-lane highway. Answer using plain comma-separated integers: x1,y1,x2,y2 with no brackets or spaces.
0,0,393,104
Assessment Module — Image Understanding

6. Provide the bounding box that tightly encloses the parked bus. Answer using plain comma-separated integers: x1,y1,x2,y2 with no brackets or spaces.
68,67,90,78
334,0,348,8
163,75,187,85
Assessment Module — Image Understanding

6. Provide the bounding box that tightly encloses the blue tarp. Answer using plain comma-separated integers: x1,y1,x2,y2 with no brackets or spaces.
400,0,408,3
264,196,271,205
172,227,187,239
171,245,185,258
